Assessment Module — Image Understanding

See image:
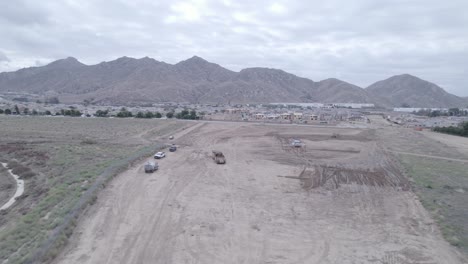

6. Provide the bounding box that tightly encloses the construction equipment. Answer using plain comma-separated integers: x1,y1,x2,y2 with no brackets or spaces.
144,161,158,173
212,151,226,164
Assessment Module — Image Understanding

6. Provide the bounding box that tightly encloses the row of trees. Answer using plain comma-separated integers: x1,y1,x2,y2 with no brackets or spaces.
1,106,199,120
59,109,82,116
0,108,82,116
113,107,198,119
433,122,468,137
414,108,468,117
0,105,82,116
135,111,163,119
0,108,54,116
175,109,199,120
0,106,52,116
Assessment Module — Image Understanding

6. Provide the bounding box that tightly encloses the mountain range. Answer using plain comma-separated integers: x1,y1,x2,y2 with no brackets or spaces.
0,56,466,108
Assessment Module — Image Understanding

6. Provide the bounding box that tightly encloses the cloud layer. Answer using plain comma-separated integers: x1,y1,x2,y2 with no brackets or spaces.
1,0,467,96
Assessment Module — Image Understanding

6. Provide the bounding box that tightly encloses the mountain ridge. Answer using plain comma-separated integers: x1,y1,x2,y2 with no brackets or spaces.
0,56,465,107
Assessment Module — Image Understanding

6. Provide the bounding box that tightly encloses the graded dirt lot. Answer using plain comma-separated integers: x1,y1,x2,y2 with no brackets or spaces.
57,121,467,264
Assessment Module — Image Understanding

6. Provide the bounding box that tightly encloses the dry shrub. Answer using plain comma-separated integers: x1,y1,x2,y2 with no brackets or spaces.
12,166,31,176
7,160,20,170
81,138,97,145
20,171,37,179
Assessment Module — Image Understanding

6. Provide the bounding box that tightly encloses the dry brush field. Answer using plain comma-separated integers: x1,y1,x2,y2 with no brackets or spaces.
371,116,468,255
0,116,185,263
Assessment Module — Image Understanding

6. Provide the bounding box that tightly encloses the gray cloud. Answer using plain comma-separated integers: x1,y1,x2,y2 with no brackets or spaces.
0,51,10,62
0,0,467,96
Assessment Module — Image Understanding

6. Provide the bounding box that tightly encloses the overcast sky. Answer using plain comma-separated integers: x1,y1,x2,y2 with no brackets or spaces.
1,0,467,96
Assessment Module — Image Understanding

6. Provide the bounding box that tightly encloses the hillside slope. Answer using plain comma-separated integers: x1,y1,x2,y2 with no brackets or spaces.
366,74,466,108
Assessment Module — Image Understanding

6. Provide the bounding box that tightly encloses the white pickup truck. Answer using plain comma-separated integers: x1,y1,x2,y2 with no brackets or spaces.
154,151,166,159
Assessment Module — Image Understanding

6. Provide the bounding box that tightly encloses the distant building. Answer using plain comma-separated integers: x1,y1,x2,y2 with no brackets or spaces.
304,114,318,121
293,113,303,120
393,108,448,113
280,113,293,120
332,103,375,109
254,113,265,119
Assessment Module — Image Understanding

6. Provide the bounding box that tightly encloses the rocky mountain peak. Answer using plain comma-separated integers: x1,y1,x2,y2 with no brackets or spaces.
47,56,84,68
175,56,212,68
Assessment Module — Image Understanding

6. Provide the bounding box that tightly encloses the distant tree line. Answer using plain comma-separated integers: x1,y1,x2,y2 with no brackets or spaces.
1,105,201,120
58,109,82,116
175,109,199,120
0,105,83,117
113,108,198,120
116,107,133,118
0,105,53,116
433,122,468,137
95,110,109,117
135,111,163,119
414,108,468,117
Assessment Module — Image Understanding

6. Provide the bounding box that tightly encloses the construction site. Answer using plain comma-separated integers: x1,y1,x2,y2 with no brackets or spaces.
51,116,467,264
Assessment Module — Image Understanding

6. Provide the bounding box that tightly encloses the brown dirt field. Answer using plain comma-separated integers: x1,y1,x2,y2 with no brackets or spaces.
56,121,467,264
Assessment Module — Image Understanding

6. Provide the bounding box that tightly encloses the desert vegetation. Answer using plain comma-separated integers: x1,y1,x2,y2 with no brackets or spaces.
433,122,468,137
0,116,184,263
400,156,468,249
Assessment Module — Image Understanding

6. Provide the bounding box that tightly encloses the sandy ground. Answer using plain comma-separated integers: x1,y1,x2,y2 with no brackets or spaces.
56,121,467,264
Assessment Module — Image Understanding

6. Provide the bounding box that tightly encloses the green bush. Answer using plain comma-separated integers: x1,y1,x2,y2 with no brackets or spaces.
116,108,133,118
175,109,199,120
12,166,31,176
95,110,109,117
433,122,468,137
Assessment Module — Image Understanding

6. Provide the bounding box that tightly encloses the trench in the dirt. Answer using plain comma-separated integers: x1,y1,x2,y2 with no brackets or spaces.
0,162,25,210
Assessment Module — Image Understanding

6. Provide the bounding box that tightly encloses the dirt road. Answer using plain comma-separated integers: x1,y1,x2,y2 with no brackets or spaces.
56,122,466,264
388,150,468,163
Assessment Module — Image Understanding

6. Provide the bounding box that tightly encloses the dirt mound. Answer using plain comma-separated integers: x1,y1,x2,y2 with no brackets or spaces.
299,164,410,191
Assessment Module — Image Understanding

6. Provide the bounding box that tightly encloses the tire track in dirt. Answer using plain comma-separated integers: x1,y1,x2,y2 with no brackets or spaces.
134,154,208,263
184,125,240,263
98,123,205,264
390,150,468,163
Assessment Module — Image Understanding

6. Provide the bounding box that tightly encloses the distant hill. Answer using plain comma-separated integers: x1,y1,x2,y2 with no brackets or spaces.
0,56,464,107
366,74,466,108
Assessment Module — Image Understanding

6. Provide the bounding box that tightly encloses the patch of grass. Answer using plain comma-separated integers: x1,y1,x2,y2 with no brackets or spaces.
399,154,468,254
